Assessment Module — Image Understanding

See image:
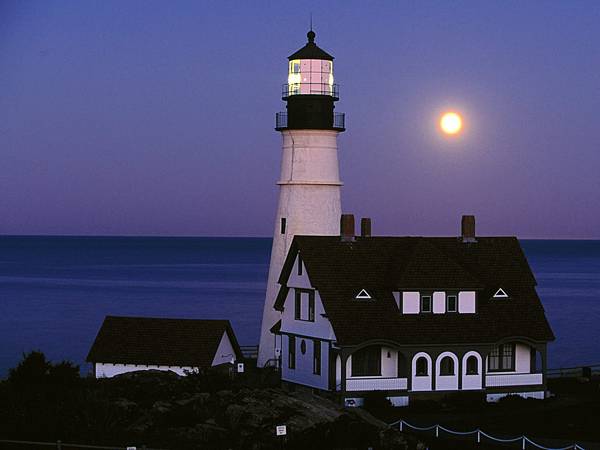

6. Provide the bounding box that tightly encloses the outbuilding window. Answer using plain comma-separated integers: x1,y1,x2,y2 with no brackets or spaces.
351,346,381,377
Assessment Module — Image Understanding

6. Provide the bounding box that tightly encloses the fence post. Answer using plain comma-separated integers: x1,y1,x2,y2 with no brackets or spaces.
399,420,403,432
57,440,62,450
522,436,526,450
435,425,439,438
477,429,480,443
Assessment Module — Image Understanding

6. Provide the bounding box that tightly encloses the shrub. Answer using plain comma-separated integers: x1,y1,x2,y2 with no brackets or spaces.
362,392,395,417
8,351,51,385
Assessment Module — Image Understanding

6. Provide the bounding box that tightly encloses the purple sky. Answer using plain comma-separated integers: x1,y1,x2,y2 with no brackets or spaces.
1,1,599,238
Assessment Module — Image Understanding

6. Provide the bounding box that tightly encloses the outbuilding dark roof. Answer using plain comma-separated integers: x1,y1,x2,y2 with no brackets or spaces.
288,30,334,61
276,236,554,346
86,316,242,368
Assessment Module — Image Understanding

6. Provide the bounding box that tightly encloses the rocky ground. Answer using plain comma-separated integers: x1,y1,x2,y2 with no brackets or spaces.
2,352,599,450
0,353,416,449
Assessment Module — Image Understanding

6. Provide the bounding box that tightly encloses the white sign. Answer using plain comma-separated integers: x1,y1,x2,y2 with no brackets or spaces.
276,425,287,436
126,447,136,450
237,362,245,373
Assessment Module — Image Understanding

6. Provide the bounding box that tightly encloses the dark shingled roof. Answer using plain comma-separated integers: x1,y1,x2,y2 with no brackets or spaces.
276,236,554,346
86,316,242,368
288,31,334,61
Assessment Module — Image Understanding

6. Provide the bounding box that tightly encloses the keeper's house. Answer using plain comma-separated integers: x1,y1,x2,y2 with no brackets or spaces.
271,215,554,406
87,316,242,378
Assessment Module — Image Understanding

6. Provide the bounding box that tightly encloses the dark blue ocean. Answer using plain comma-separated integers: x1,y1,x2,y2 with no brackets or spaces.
1,237,599,377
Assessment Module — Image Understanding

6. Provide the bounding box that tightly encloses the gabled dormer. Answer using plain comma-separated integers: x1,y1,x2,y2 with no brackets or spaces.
493,288,509,299
354,289,373,300
287,252,312,289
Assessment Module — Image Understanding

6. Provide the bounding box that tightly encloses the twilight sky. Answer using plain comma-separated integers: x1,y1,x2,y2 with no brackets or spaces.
1,1,599,238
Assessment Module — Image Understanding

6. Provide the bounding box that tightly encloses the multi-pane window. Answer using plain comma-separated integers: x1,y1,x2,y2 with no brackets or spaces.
420,294,432,313
313,340,321,375
351,346,381,376
488,344,515,371
294,289,315,321
446,294,457,312
288,336,296,369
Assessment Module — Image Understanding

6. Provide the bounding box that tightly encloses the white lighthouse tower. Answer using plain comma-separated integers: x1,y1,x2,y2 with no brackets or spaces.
257,30,345,366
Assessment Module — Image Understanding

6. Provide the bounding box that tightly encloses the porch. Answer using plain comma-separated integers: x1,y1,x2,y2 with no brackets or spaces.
335,340,548,394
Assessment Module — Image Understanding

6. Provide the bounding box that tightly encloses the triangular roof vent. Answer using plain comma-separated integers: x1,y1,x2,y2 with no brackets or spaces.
493,288,509,298
355,289,372,300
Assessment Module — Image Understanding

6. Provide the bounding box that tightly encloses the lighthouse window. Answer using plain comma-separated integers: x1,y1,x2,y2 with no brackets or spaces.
280,218,286,234
291,61,301,74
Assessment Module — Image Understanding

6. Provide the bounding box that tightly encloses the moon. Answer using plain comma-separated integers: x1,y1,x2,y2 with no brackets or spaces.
440,112,463,135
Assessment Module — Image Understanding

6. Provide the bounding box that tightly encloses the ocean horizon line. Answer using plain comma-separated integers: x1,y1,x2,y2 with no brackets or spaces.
1,234,600,241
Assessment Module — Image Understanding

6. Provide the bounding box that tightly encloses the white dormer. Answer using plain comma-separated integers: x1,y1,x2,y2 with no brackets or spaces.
355,289,372,300
493,288,509,299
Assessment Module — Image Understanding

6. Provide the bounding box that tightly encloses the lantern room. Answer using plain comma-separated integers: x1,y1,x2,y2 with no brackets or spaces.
276,30,345,132
283,30,338,99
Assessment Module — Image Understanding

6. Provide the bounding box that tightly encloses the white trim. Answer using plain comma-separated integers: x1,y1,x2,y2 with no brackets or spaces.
435,351,459,391
411,352,433,391
462,351,483,390
355,289,372,300
493,288,509,298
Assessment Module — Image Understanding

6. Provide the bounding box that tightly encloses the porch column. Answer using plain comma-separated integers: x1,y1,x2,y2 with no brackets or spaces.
340,349,349,395
541,344,548,387
405,351,413,391
481,347,489,389
457,351,463,390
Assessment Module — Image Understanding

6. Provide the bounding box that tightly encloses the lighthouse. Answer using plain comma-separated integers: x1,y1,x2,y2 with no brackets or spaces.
257,30,345,367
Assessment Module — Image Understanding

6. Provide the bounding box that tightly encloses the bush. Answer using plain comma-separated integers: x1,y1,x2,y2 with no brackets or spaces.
8,351,51,385
7,351,80,387
362,392,395,417
442,391,486,410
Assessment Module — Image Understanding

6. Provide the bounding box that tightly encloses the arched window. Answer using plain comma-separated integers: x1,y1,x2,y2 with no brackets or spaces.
415,357,428,376
439,356,455,376
466,355,479,375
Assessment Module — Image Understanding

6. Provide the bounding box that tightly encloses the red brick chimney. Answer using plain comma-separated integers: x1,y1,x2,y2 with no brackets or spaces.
360,218,372,238
461,215,476,243
340,214,355,242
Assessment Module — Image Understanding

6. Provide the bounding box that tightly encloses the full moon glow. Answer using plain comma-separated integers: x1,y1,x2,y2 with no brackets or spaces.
440,112,463,135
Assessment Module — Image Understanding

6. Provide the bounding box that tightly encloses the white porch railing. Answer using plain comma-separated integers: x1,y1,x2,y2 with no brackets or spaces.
485,372,543,387
346,377,408,391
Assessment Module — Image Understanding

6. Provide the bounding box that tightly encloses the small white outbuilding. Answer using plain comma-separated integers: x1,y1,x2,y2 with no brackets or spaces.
87,315,242,378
